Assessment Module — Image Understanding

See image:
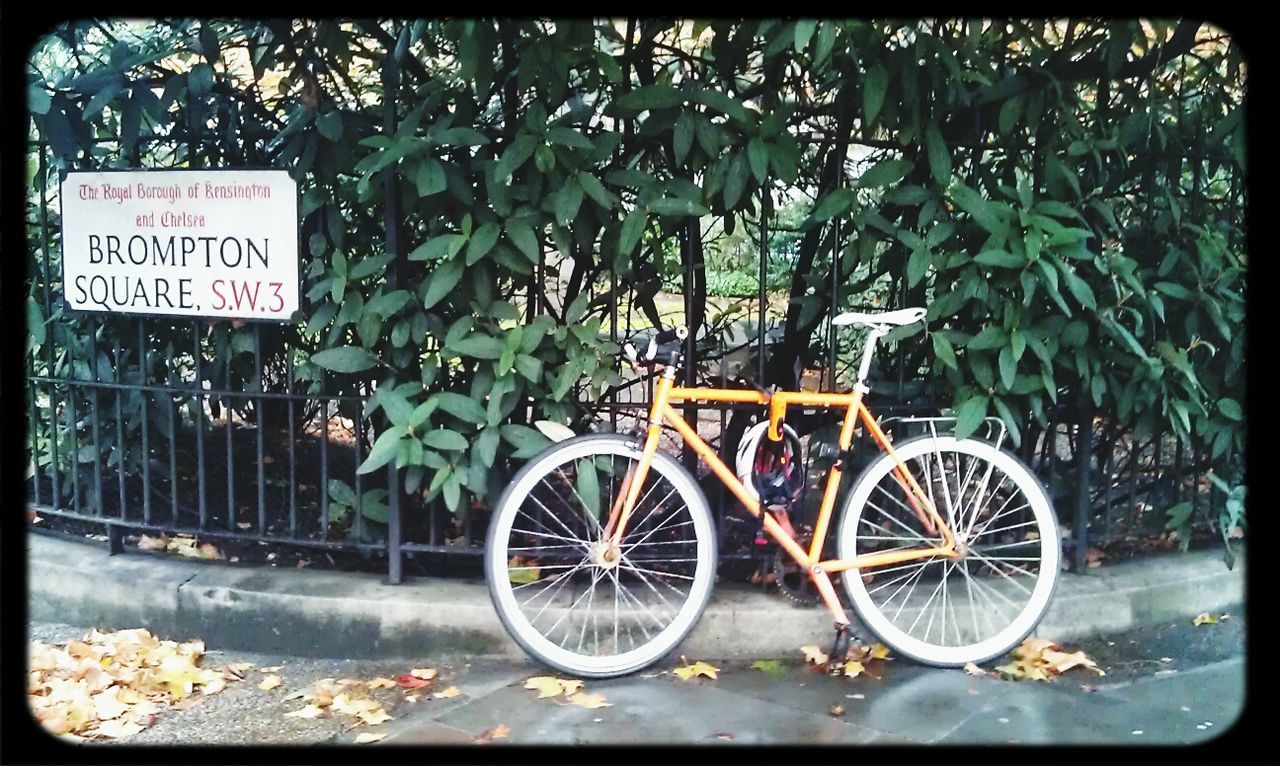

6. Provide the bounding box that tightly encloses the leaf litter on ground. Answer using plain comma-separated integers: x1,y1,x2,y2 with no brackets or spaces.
28,627,243,740
990,637,1105,682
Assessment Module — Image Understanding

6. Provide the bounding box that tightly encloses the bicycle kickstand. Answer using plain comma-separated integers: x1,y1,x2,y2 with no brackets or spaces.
828,622,860,673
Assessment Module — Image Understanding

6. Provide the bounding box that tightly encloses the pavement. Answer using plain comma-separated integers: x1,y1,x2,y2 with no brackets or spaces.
27,530,1245,662
26,612,1247,746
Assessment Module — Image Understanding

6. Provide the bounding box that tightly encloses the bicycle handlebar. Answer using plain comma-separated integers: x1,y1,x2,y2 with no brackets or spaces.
621,326,689,369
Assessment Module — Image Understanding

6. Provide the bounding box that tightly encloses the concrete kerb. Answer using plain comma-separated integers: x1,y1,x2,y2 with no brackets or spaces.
27,532,1244,661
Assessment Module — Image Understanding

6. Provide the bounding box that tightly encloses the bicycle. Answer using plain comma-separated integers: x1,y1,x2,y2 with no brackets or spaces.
484,308,1060,678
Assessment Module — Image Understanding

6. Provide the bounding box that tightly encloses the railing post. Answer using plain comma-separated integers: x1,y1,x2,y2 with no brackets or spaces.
1073,391,1094,572
385,461,403,585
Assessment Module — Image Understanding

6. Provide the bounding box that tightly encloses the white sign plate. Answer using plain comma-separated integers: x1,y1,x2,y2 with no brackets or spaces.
60,170,300,320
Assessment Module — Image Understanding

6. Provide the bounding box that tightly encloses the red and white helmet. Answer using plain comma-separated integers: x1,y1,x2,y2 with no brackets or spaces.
734,420,806,507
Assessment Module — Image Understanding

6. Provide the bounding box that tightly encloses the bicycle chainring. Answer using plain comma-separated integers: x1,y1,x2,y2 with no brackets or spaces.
772,527,822,607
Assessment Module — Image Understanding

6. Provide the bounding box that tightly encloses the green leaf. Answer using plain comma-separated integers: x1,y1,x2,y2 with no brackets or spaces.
375,387,416,427
1154,281,1193,300
494,133,536,182
466,223,501,266
423,428,468,451
29,86,52,115
1061,268,1097,311
931,332,957,370
358,427,408,474
578,172,615,209
505,221,540,262
613,84,684,112
724,151,749,209
515,353,542,382
421,256,465,309
554,179,584,224
547,126,593,150
857,159,911,189
311,347,381,373
575,458,601,519
436,392,487,425
188,64,214,98
366,290,411,317
1218,398,1242,421
998,346,1017,391
1164,501,1193,530
954,394,989,439
998,96,1022,134
649,197,709,218
27,297,46,346
500,424,552,458
414,158,447,197
315,110,343,141
443,472,462,512
409,399,437,429
924,121,951,185
811,189,856,222
409,234,464,262
619,209,647,256
863,65,888,126
907,247,931,288
747,137,769,183
476,426,500,467
673,111,694,164
974,250,1025,268
951,185,1008,236
450,334,505,360
967,325,1009,351
794,19,818,52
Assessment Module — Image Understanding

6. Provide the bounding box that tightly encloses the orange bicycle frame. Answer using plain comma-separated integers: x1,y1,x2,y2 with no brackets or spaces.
601,371,958,627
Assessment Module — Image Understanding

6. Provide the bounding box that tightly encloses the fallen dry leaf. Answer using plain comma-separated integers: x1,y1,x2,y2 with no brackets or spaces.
197,543,224,560
565,692,612,709
1193,613,1218,626
284,704,326,719
367,677,397,689
91,717,145,739
434,686,461,699
474,723,510,743
830,704,846,716
1040,649,1105,676
524,676,583,698
356,708,393,726
258,675,283,691
259,666,283,674
396,673,432,690
410,667,438,681
354,732,386,744
673,660,720,681
800,644,829,666
963,662,987,677
841,660,865,678
136,535,169,551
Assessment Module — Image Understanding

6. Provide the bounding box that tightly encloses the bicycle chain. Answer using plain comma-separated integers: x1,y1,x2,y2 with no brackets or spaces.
772,524,823,607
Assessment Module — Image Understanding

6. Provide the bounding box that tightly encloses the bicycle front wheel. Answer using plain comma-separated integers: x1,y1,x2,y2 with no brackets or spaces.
837,435,1060,666
485,434,717,678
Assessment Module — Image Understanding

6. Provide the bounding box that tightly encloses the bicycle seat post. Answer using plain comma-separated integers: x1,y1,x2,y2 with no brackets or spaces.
852,326,887,395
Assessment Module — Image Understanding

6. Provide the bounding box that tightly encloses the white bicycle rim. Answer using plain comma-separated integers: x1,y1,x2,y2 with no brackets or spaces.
837,436,1060,666
485,435,717,678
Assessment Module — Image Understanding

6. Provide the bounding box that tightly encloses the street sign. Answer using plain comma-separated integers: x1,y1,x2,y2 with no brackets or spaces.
60,169,300,321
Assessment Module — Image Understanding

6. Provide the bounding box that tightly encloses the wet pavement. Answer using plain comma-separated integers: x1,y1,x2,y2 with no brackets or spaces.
27,605,1246,746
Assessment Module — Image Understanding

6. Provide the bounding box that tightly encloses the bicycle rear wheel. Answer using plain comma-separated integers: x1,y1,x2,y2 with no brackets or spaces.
485,434,717,678
837,435,1060,666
